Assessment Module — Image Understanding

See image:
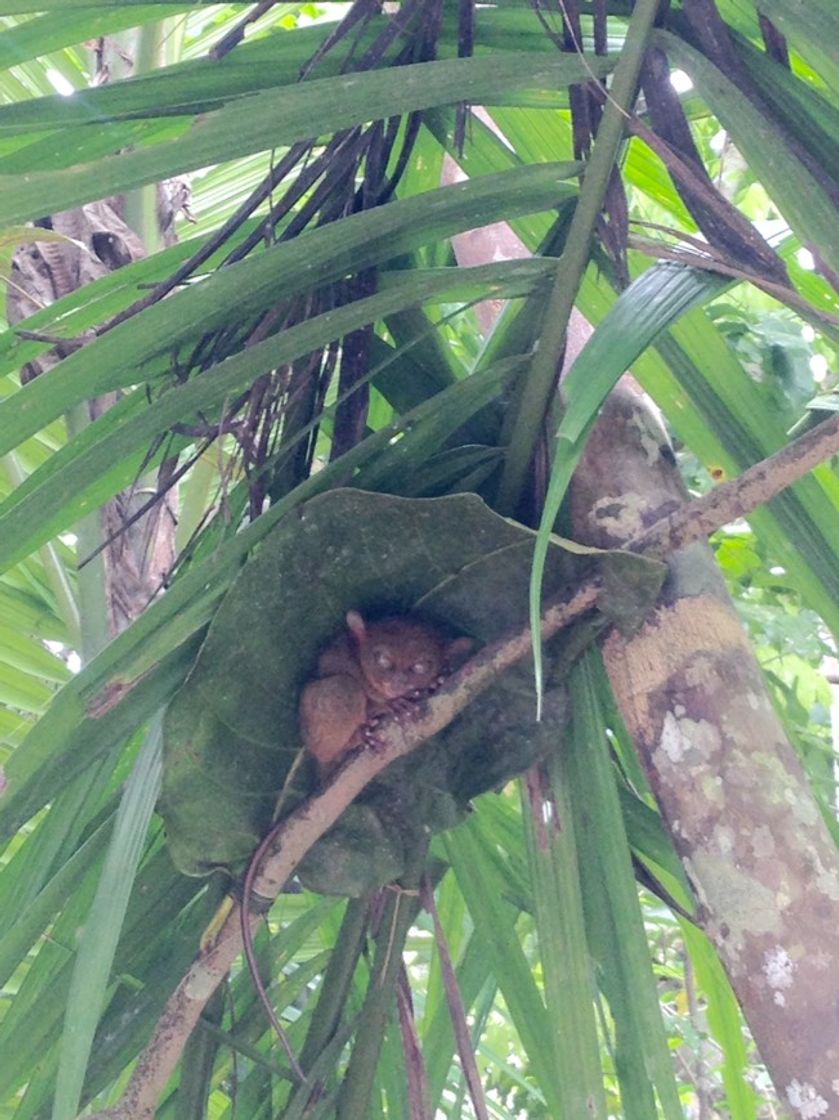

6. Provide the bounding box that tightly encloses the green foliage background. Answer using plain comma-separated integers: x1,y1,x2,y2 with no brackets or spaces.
0,2,836,1118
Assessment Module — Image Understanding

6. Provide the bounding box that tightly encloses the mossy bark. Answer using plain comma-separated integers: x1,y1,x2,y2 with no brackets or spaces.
571,381,839,1119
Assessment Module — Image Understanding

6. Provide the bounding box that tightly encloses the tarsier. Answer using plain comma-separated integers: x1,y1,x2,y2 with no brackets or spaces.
300,609,472,779
241,612,472,1064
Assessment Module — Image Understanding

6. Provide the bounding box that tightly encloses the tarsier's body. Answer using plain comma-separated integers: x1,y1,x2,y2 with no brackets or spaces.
299,610,469,779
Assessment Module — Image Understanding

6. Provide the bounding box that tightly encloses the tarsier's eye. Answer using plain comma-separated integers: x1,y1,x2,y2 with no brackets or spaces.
374,648,394,671
411,660,432,675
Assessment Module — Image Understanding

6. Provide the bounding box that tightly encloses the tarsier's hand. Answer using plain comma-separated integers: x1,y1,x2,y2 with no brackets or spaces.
360,718,388,753
387,694,425,718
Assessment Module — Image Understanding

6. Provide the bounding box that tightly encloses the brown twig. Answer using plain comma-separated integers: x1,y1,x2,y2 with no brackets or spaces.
627,234,839,331
397,965,431,1120
631,410,839,559
238,824,307,1083
13,329,88,350
420,875,490,1120
89,410,839,1119
209,1,280,60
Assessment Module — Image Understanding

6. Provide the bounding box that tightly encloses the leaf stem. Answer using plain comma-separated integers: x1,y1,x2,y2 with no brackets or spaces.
336,841,427,1120
496,0,665,515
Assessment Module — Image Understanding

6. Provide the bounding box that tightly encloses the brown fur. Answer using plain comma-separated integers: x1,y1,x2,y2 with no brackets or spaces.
299,611,470,779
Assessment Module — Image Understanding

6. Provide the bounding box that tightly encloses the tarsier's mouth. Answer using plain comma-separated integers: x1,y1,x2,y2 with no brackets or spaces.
381,675,431,698
383,680,411,697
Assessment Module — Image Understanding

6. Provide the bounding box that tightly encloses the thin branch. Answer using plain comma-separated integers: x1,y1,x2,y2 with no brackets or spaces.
397,965,430,1120
628,234,839,331
209,1,280,60
421,875,490,1120
632,411,839,559
238,818,306,1083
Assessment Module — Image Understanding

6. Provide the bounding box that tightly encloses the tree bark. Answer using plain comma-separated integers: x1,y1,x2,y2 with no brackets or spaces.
8,201,177,639
570,382,839,1120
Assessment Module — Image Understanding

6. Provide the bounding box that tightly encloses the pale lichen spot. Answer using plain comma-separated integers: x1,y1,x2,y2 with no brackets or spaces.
700,772,726,807
683,655,720,691
692,851,780,948
787,791,821,828
751,825,775,860
690,717,723,757
775,885,792,912
786,1079,828,1118
637,422,662,465
746,691,762,710
659,711,689,762
625,400,666,464
831,1079,839,1096
815,868,839,902
659,712,721,765
774,991,786,1006
713,825,735,856
589,491,648,536
763,945,795,993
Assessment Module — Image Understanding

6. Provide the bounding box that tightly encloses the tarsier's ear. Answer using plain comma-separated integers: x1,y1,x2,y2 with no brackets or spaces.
345,610,367,642
446,636,474,667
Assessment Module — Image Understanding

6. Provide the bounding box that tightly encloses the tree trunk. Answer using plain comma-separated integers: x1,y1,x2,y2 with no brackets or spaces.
570,382,839,1119
8,201,177,642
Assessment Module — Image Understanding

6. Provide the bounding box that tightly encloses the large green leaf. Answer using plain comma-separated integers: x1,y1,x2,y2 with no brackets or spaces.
0,260,553,573
161,490,573,882
0,53,611,224
656,29,839,278
0,357,520,843
0,163,574,462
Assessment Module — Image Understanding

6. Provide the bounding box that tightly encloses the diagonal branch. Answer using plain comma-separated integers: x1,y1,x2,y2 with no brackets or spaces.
632,410,839,559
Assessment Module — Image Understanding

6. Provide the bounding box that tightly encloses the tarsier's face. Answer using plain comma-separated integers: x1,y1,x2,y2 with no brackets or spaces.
357,618,445,699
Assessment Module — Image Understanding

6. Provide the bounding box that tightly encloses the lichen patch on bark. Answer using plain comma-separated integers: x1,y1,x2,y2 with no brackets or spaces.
588,491,650,538
689,850,782,953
